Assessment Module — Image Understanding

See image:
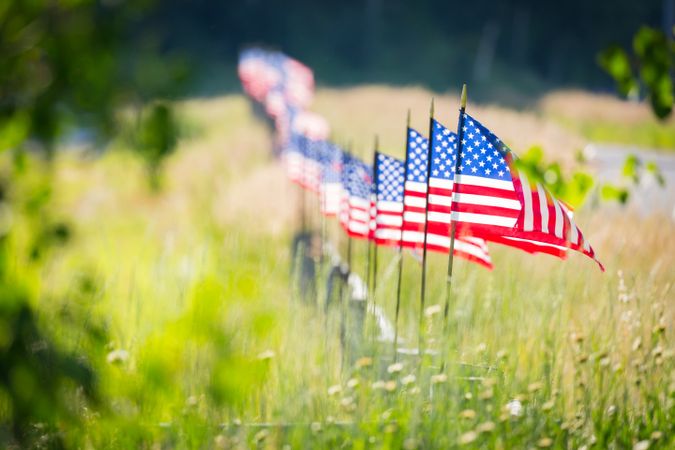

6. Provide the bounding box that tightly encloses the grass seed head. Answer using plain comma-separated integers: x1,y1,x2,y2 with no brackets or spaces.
476,421,496,433
528,381,544,393
633,440,650,450
387,362,403,374
431,373,447,384
372,380,385,390
256,350,275,360
401,374,416,386
355,356,373,368
537,437,553,448
458,431,478,445
424,304,442,317
459,409,477,419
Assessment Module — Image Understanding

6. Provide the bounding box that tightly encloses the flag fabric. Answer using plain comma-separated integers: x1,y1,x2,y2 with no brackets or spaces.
450,113,603,270
373,152,405,247
428,119,566,259
281,133,315,187
320,143,343,216
401,128,430,249
341,154,373,239
381,143,493,268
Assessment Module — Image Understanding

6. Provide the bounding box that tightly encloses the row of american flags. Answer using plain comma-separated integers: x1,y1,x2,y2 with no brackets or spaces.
238,48,604,273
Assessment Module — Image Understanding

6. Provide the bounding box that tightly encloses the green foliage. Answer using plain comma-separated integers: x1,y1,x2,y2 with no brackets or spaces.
514,145,595,208
0,0,189,159
131,102,180,191
598,27,675,119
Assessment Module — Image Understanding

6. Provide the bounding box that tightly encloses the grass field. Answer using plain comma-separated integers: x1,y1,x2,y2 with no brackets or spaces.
2,86,673,448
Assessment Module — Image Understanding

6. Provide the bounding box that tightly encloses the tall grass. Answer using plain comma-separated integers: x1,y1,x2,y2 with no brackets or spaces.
3,87,672,448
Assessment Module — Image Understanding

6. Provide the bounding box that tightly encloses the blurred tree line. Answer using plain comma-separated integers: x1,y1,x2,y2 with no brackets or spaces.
141,0,669,96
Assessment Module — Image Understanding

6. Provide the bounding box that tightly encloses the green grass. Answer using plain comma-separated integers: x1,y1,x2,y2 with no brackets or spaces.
1,90,673,448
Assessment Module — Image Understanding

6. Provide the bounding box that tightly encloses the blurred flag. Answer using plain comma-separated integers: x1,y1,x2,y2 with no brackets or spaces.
449,113,603,270
340,154,373,239
283,57,315,109
281,134,326,193
320,143,343,216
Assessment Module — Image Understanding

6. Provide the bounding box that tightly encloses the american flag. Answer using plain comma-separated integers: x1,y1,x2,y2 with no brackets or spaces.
238,49,283,103
282,133,323,192
373,152,405,247
450,113,603,269
320,143,343,216
384,136,492,268
401,128,430,248
340,154,373,239
283,58,314,109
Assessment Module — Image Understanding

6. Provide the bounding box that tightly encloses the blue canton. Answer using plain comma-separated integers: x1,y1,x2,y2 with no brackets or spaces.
429,119,458,180
406,128,429,183
343,154,373,200
375,153,404,203
457,113,512,181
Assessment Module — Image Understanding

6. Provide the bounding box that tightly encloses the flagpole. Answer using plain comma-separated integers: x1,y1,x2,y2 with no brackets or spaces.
418,98,435,357
440,84,467,373
368,136,379,302
393,109,410,362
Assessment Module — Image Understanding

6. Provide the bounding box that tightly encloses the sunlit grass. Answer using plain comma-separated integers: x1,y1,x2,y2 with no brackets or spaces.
7,86,672,448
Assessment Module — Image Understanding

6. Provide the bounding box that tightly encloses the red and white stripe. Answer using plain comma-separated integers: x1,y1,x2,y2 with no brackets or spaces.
374,198,404,247
401,180,428,248
399,178,492,268
510,172,604,270
321,182,342,216
341,191,371,239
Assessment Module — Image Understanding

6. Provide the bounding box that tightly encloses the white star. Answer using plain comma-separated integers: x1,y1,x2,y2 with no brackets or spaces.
485,168,491,175
479,161,485,167
498,170,505,177
471,166,478,173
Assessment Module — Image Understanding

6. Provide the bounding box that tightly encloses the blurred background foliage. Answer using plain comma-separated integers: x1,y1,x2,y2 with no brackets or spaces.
598,26,674,119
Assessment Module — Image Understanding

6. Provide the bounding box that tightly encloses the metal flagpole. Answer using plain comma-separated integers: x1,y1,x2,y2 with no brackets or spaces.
371,137,379,301
367,139,380,346
417,99,435,356
440,84,468,373
366,136,379,302
393,110,411,362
